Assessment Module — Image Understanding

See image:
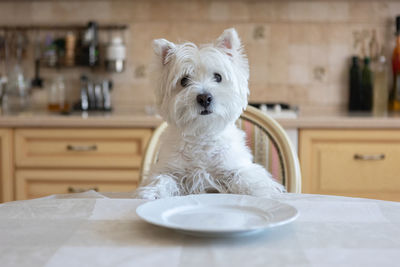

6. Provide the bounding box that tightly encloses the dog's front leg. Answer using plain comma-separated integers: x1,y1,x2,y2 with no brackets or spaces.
134,174,180,200
228,164,285,197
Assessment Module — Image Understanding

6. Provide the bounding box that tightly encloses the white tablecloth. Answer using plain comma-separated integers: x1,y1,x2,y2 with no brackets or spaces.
1,191,400,267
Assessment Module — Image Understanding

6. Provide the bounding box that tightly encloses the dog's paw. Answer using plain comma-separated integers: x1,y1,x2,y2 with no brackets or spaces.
132,187,160,200
271,181,286,193
249,180,286,197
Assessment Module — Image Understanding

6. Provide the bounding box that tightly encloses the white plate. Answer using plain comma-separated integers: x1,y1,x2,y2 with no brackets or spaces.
136,194,299,237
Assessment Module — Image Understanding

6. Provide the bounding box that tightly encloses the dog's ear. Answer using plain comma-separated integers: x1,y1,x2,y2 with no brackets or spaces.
153,39,176,65
215,28,241,56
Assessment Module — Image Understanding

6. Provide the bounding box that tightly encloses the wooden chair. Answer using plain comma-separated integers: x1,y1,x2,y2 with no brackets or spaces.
140,105,302,193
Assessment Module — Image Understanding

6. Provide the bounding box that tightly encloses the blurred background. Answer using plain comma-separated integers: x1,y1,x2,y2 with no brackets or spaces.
0,0,398,113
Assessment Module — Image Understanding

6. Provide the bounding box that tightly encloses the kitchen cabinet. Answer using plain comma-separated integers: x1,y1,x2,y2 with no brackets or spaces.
15,169,139,200
15,129,150,168
0,128,152,202
299,129,400,201
13,128,152,200
0,129,13,202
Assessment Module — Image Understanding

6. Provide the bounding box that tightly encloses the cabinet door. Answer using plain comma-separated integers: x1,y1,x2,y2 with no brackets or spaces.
299,129,400,201
15,169,139,200
0,129,13,202
15,129,152,168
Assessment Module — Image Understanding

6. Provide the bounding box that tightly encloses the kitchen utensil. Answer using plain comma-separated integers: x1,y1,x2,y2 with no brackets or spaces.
31,34,43,88
4,32,31,114
102,79,112,111
0,76,7,113
74,76,112,112
87,79,96,109
94,82,103,110
79,75,89,111
105,36,126,73
79,21,99,67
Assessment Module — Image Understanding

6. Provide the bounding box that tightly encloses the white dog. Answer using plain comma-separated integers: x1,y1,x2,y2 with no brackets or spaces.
135,28,284,199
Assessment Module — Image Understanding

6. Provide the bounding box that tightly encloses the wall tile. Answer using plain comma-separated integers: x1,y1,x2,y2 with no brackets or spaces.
349,2,376,23
267,24,289,84
169,23,230,44
31,1,111,23
287,85,309,107
249,83,288,103
289,64,310,85
0,2,32,24
209,1,230,22
386,2,400,19
289,44,309,65
287,1,349,23
248,1,289,22
289,24,329,46
229,1,250,22
247,42,269,84
174,1,209,22
326,2,350,22
110,1,151,22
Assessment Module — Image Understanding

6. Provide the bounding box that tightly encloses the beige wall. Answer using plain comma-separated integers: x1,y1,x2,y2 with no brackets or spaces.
1,0,399,113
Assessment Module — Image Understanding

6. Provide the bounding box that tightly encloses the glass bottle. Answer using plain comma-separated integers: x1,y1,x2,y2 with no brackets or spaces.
349,56,362,111
361,57,373,111
372,55,389,116
80,21,99,67
47,75,69,112
5,50,30,114
390,15,400,111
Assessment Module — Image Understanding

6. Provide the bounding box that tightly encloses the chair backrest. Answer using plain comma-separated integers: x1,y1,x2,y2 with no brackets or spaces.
139,105,302,193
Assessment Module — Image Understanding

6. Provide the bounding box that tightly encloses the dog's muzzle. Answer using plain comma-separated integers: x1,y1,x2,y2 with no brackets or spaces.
197,93,213,115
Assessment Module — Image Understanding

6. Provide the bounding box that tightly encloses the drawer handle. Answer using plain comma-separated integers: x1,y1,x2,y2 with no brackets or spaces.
354,153,385,161
68,186,99,193
66,144,98,152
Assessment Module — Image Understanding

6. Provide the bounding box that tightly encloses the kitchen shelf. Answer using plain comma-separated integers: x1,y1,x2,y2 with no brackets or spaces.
0,24,128,32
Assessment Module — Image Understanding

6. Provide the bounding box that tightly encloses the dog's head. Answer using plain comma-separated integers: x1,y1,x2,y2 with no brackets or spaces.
152,28,249,136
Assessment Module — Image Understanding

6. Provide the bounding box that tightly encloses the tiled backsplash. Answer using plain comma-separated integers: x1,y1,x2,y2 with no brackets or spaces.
1,0,400,113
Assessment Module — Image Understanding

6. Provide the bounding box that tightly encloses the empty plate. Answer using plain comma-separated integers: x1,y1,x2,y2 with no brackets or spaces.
136,194,298,237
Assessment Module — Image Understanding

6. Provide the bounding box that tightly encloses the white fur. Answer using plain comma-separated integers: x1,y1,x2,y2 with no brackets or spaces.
135,28,284,199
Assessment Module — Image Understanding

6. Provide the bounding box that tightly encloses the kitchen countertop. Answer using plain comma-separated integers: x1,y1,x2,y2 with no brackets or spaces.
1,107,400,129
279,111,400,129
0,108,163,128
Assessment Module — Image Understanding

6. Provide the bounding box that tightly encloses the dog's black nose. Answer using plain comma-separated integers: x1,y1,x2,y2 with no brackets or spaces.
197,93,213,108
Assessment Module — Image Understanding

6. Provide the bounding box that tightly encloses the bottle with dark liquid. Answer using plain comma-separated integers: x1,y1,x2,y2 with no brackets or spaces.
361,57,373,111
390,15,400,111
349,56,362,111
79,21,99,67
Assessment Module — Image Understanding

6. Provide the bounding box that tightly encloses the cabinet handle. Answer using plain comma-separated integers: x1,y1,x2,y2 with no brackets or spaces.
354,153,385,160
68,186,99,193
66,144,97,152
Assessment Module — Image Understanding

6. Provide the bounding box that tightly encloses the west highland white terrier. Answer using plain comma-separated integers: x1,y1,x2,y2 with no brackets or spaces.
135,28,284,199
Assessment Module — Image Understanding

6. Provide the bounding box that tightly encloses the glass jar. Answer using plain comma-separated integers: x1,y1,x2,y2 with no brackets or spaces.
4,63,30,114
47,75,69,112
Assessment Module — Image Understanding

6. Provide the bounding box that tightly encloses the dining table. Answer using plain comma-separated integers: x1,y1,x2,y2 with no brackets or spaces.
0,190,400,267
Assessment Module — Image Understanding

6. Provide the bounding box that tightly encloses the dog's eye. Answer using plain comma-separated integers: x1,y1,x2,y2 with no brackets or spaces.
214,73,222,83
180,76,190,87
